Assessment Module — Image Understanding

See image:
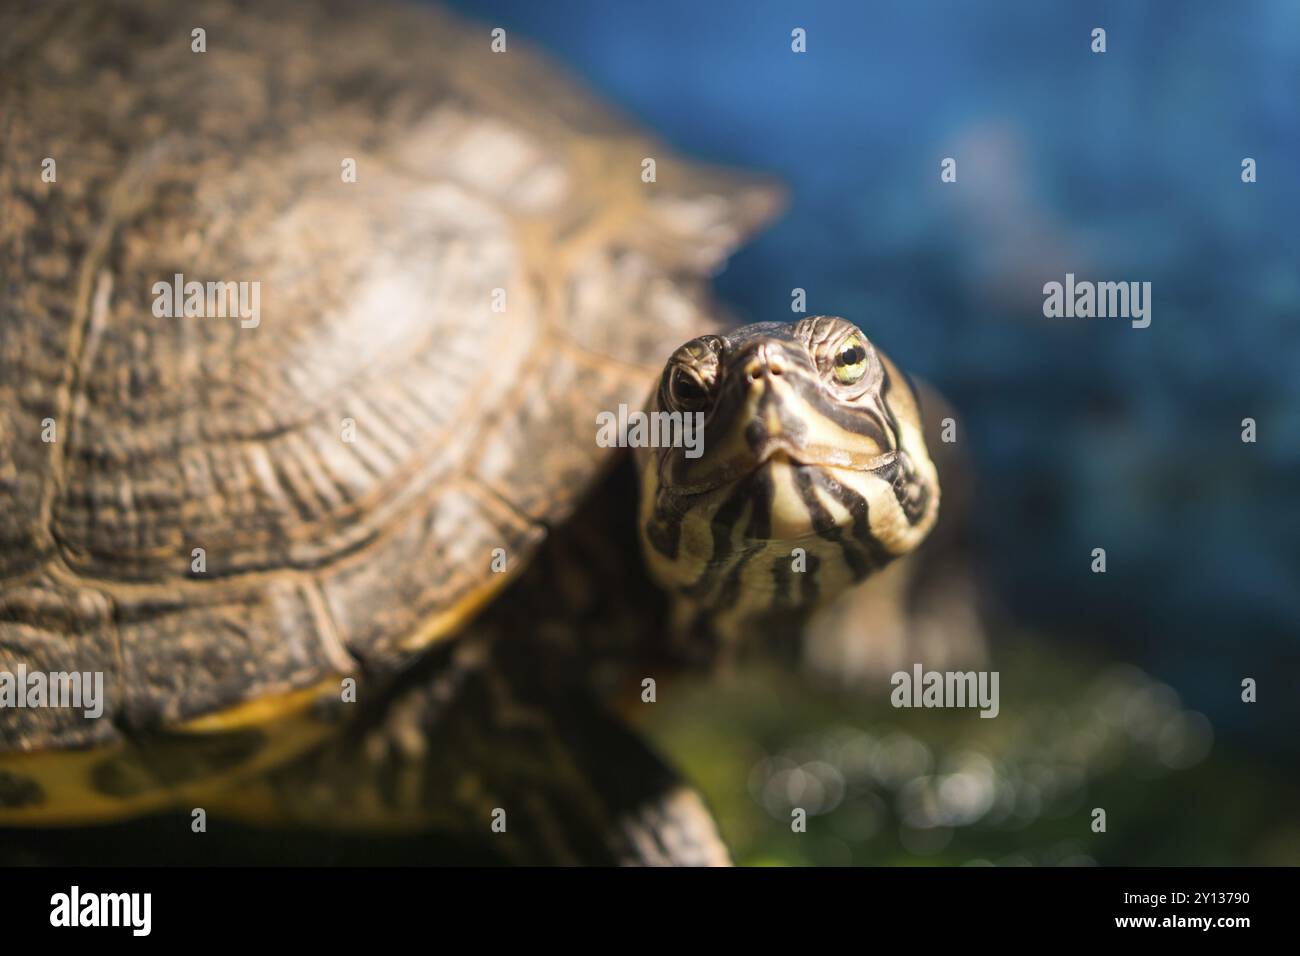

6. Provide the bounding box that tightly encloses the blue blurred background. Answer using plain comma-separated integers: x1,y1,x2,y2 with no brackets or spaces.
446,0,1300,753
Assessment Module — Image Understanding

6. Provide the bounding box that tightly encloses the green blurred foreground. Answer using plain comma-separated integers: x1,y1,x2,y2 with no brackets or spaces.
649,633,1299,867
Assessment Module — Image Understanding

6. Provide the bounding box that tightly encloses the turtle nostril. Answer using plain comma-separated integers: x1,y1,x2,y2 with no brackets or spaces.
745,343,787,382
764,344,788,374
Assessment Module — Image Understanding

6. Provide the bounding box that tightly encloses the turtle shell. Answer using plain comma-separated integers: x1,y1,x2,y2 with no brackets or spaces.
0,0,778,814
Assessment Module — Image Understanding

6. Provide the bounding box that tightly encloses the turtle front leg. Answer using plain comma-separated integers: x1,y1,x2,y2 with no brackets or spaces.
419,634,732,866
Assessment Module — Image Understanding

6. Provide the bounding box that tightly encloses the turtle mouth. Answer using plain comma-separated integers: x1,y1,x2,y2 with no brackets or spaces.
757,440,897,472
666,441,898,497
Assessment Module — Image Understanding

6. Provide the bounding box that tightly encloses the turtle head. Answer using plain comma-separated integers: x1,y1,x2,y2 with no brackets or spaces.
636,317,940,641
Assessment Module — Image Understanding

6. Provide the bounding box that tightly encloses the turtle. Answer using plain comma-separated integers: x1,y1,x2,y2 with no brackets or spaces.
0,0,943,865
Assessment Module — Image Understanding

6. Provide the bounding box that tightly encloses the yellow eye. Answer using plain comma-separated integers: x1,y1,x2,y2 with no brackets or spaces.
832,335,869,384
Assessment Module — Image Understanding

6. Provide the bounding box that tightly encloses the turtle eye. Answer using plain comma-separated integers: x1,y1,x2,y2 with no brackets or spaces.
668,366,710,411
832,334,869,385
